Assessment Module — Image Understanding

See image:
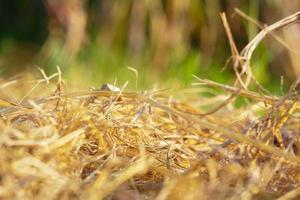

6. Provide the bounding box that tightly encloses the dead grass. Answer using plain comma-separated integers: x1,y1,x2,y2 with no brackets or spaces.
1,10,300,200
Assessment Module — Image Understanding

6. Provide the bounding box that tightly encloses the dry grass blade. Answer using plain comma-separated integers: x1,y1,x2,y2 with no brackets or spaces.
277,186,300,200
38,128,86,154
239,11,300,88
82,157,155,200
235,8,300,56
220,12,249,89
192,75,277,104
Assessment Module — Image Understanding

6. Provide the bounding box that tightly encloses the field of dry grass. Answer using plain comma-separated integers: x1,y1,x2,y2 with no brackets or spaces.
1,10,300,200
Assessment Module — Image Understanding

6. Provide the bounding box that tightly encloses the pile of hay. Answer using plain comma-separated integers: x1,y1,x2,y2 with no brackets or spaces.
0,71,300,200
1,10,300,200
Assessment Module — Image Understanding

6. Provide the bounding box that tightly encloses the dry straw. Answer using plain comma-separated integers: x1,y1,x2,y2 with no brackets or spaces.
1,10,300,200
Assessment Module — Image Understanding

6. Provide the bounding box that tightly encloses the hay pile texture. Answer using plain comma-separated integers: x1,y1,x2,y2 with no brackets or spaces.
0,73,300,200
1,10,300,200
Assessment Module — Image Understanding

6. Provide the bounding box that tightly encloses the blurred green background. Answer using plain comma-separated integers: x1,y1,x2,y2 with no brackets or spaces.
0,0,300,92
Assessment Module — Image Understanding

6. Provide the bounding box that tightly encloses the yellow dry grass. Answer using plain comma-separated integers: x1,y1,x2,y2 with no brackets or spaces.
0,70,300,200
1,10,300,200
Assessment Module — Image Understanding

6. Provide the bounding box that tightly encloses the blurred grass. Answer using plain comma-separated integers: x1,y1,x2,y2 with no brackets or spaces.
0,0,298,93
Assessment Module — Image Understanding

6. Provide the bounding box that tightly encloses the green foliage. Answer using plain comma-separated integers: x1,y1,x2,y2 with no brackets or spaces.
0,0,296,94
